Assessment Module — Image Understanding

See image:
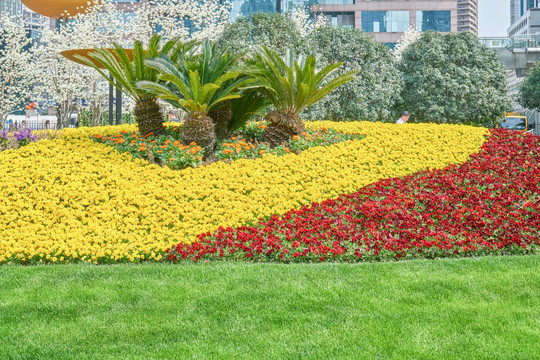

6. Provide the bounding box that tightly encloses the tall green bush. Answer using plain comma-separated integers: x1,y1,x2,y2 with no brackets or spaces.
518,61,540,111
398,31,510,126
218,12,303,56
300,26,403,122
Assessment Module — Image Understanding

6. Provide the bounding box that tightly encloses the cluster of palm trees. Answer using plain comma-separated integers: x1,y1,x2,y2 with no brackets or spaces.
77,35,357,160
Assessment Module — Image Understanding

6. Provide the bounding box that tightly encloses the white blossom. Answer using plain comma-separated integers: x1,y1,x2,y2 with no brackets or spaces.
290,7,326,38
0,14,38,126
394,25,421,60
32,0,232,127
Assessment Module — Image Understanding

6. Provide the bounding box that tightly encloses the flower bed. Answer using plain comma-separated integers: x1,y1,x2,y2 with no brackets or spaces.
93,123,364,170
166,130,540,262
0,122,487,264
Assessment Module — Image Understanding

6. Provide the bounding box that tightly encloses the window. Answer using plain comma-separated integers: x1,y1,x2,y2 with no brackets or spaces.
361,11,409,33
322,12,355,28
416,11,451,32
229,0,279,20
310,0,354,4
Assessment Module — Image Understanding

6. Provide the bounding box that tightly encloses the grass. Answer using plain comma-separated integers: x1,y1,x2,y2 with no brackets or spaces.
0,255,539,359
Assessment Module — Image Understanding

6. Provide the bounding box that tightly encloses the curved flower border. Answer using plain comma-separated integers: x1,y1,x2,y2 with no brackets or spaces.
167,130,540,263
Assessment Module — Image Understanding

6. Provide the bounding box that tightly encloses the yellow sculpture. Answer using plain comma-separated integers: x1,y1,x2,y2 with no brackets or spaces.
21,0,100,19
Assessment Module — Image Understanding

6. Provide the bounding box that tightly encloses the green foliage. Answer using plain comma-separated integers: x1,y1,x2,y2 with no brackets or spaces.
518,61,540,111
138,40,250,117
301,26,404,122
228,91,270,133
399,31,511,126
76,35,187,103
217,12,303,56
245,47,357,117
94,123,362,170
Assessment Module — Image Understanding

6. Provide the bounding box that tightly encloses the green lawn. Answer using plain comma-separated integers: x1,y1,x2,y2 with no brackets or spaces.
0,256,539,359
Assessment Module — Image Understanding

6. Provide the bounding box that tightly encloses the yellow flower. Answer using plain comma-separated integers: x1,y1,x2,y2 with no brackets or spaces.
0,122,487,264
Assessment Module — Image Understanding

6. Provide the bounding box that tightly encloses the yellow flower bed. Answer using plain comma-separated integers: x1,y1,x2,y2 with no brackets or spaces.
0,121,487,263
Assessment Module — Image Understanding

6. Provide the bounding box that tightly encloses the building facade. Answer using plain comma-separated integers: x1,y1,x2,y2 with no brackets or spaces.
0,0,22,17
509,0,540,36
310,0,478,47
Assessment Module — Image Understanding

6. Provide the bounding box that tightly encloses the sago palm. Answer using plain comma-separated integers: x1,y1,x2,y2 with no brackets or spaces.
245,47,357,147
76,35,190,137
137,40,252,159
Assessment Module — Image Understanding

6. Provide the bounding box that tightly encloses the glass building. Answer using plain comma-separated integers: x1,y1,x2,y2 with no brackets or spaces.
0,0,22,17
310,0,477,46
416,10,451,32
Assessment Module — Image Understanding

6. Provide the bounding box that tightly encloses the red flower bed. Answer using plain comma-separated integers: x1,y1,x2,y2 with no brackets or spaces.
166,130,540,262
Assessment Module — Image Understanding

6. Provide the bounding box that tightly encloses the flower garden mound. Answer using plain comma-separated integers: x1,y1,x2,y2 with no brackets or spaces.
0,122,487,264
168,130,540,262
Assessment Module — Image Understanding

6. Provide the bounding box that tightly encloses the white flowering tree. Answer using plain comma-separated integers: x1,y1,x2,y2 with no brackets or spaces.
290,7,326,38
0,14,39,127
394,25,421,60
34,0,232,128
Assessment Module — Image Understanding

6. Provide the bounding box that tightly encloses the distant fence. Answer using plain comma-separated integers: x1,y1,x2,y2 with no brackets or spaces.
2,116,65,131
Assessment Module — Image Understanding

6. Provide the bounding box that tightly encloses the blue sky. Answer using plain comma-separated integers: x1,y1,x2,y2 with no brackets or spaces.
478,0,510,37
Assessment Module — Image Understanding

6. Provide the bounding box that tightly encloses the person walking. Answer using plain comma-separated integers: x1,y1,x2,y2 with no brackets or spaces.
168,110,181,123
396,111,410,124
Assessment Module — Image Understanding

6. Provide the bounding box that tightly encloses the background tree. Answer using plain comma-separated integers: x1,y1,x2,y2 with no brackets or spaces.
34,0,232,128
399,31,510,126
0,14,38,126
393,25,421,61
518,61,540,111
301,26,403,122
218,12,303,56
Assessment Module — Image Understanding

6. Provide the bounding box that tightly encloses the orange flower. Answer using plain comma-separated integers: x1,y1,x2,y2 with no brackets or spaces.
174,140,180,146
121,130,128,134
190,142,197,146
160,145,167,149
132,134,138,138
260,124,267,129
157,150,162,153
190,147,198,154
139,147,147,152
169,157,174,162
292,135,299,141
259,150,266,155
231,137,237,141
164,140,171,145
197,156,202,160
284,148,290,153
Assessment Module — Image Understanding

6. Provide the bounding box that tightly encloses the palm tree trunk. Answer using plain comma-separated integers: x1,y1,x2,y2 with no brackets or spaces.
208,102,232,141
182,114,216,161
263,111,305,147
134,97,165,137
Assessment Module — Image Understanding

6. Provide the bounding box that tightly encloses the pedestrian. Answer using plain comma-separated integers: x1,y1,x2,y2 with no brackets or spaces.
44,120,50,130
168,110,181,123
396,111,410,124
